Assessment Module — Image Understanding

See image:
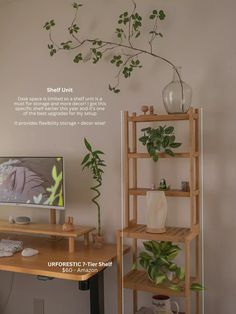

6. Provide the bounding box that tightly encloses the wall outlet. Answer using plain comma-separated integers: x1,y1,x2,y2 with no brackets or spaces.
33,298,44,314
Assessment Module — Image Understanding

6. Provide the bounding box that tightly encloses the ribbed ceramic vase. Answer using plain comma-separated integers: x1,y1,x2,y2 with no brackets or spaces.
146,191,167,233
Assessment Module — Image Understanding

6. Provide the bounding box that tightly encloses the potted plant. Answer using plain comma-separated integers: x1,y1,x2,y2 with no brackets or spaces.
134,240,204,291
139,126,181,161
81,138,106,248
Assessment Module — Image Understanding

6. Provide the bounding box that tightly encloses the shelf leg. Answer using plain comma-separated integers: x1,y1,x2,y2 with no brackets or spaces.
69,237,75,253
184,240,191,314
117,231,123,314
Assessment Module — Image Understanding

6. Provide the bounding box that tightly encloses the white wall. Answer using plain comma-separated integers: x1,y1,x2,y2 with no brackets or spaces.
0,0,236,313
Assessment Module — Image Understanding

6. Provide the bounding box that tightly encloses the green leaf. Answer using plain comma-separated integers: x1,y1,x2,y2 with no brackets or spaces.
84,138,92,152
165,126,174,134
81,153,90,165
165,149,175,157
170,142,181,148
155,274,166,285
169,284,182,291
159,10,166,20
52,165,57,180
150,241,161,256
163,136,170,148
141,127,151,132
169,263,177,271
93,150,104,155
191,283,205,291
176,267,185,280
143,241,154,253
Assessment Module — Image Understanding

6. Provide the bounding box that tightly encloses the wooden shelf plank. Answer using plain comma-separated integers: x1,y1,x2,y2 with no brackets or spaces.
124,270,186,296
129,188,194,197
0,220,95,238
121,224,199,242
128,152,199,159
128,112,198,122
124,270,197,298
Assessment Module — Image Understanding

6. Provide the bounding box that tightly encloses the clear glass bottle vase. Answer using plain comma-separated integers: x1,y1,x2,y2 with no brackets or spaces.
162,66,192,114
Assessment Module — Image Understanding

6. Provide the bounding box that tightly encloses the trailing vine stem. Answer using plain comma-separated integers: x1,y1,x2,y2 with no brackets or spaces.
44,1,184,100
81,138,106,236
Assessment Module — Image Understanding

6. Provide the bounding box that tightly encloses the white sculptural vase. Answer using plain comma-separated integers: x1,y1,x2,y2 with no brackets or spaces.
146,191,167,233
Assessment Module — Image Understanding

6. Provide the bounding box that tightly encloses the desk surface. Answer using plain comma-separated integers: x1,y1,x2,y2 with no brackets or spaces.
0,234,128,281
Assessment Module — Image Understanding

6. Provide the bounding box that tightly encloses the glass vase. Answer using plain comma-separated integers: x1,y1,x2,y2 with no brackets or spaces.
162,66,192,114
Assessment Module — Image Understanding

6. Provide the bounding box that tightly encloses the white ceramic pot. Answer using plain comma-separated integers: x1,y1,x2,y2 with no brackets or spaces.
146,191,167,233
152,295,179,314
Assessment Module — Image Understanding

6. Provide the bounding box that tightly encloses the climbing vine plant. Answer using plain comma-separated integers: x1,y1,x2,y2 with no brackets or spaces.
43,1,182,94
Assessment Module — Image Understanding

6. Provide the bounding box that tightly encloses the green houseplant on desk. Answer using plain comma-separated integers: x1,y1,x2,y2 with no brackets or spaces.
82,138,106,248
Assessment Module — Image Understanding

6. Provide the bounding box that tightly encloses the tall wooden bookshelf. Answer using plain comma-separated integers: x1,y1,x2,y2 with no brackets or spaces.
117,107,202,314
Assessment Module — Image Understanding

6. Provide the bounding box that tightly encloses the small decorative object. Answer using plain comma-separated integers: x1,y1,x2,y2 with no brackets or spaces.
8,216,15,224
21,248,39,257
15,216,31,225
158,178,170,191
146,191,167,234
141,105,149,115
135,307,154,314
162,66,192,114
149,105,154,115
81,138,106,245
136,240,204,292
62,216,75,232
139,126,181,162
181,181,190,192
159,178,167,190
152,295,179,314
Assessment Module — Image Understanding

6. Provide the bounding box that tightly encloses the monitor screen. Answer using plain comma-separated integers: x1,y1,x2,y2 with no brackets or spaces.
0,157,65,209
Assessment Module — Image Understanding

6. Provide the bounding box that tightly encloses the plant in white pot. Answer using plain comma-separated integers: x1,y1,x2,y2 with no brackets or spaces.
81,138,106,248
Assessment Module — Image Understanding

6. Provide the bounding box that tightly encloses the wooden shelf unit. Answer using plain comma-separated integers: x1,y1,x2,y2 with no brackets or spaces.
117,108,202,314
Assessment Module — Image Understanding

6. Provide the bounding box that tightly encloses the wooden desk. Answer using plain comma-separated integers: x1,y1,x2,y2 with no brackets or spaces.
0,234,128,314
